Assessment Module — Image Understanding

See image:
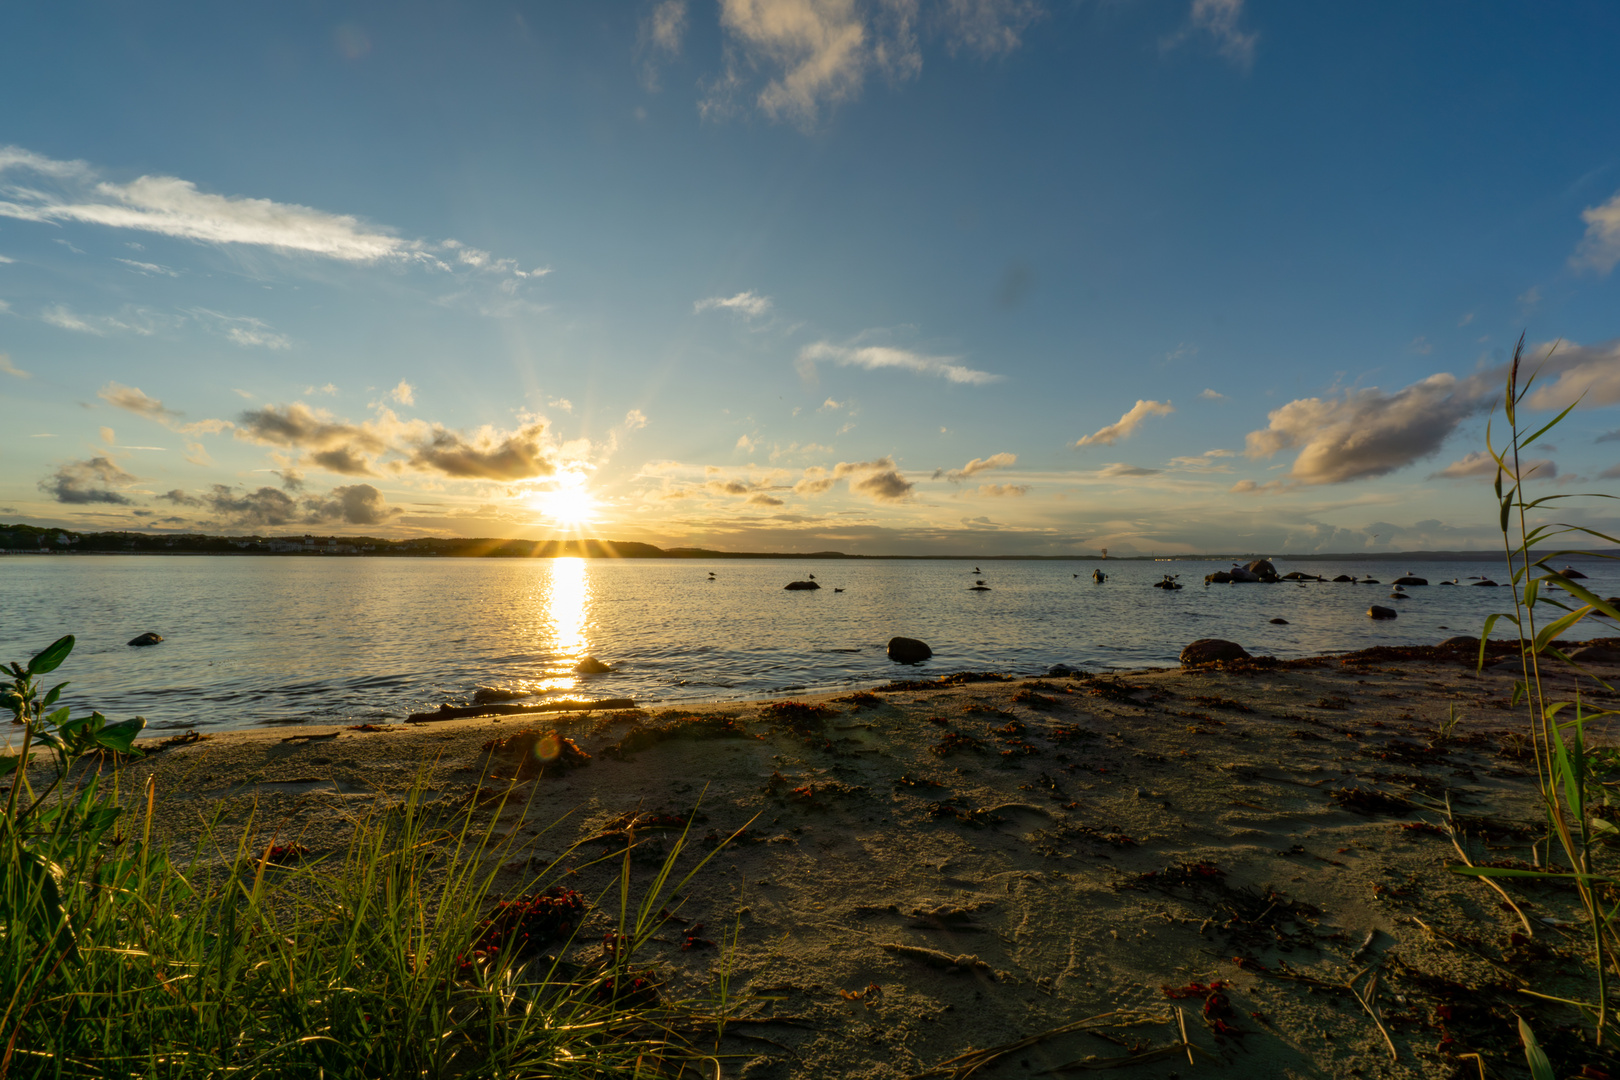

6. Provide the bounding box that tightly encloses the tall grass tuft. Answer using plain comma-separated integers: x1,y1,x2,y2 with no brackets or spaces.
2,637,749,1078
1453,336,1620,1053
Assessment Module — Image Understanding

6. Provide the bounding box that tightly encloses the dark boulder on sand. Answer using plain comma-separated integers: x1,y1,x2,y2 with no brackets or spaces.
1180,639,1250,666
1438,635,1479,648
127,632,163,647
1368,606,1398,620
887,637,933,664
1571,645,1620,664
574,656,613,674
784,580,821,591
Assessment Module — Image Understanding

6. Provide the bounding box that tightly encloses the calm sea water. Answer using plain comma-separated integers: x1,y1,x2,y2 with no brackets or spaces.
1,554,1613,733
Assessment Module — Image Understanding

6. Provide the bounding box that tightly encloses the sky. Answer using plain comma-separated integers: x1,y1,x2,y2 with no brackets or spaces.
3,1,1620,556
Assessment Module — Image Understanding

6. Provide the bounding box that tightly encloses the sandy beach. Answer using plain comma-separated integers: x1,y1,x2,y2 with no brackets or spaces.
101,641,1620,1079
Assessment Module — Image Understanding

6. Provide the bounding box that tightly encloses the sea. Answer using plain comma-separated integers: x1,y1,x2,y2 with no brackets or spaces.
1,554,1614,735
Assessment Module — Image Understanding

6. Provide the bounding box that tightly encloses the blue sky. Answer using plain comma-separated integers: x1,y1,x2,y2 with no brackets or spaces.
3,1,1619,555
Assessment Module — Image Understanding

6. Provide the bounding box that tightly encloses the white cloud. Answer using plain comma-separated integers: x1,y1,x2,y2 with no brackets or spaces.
1523,338,1620,411
624,408,649,429
797,340,1000,385
694,290,773,317
736,433,759,452
833,456,913,502
1199,388,1223,400
819,397,845,411
0,253,13,262
0,146,408,261
1244,372,1495,485
1073,400,1174,447
0,352,28,379
1165,0,1257,70
705,0,919,126
934,451,1015,482
1573,189,1620,274
390,380,415,406
975,482,1029,496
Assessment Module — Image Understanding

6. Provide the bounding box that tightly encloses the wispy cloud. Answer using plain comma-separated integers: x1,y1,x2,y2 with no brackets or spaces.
1429,449,1557,481
1164,0,1257,70
639,0,689,90
694,290,773,317
390,380,415,406
99,382,233,435
933,451,1015,482
1573,188,1620,274
798,341,1000,385
115,257,179,276
1095,463,1161,478
0,146,408,261
41,303,167,336
1073,400,1174,447
1199,388,1224,400
0,352,28,379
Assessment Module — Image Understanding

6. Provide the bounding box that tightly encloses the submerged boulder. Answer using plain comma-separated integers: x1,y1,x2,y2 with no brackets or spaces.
1332,575,1355,583
1392,576,1429,586
1227,567,1260,583
784,580,821,591
127,632,163,647
1180,639,1250,666
1269,618,1289,625
574,656,613,674
1206,571,1233,584
1562,566,1590,580
1368,606,1398,620
887,637,933,664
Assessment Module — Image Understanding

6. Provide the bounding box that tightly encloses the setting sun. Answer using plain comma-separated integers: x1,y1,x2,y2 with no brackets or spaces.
532,479,597,526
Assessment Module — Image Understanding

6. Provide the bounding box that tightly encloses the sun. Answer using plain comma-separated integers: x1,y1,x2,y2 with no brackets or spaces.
532,478,598,526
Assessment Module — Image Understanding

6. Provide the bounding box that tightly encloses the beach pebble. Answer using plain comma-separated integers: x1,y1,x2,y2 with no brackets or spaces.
1367,606,1398,620
127,632,163,647
574,656,613,674
1179,638,1249,666
887,636,933,664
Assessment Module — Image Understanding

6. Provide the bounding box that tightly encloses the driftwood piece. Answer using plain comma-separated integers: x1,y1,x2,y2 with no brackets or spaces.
405,698,635,724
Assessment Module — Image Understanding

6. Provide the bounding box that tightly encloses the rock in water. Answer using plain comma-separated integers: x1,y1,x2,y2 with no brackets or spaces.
1245,558,1277,577
1179,639,1250,666
574,656,613,674
1269,618,1289,625
1047,663,1082,677
1227,567,1260,583
127,632,163,647
887,637,933,663
1206,571,1233,584
1368,606,1398,620
1332,575,1355,582
1392,576,1429,586
784,580,821,591
1562,566,1589,579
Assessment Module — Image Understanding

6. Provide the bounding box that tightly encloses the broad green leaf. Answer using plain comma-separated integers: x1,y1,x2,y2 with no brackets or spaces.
0,753,23,778
41,681,67,708
26,635,74,676
44,705,71,728
95,716,146,754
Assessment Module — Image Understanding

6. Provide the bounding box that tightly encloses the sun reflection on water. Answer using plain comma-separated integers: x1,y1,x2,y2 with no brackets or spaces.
546,556,590,674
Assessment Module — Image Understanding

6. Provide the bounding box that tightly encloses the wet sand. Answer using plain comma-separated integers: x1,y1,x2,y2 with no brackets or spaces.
103,645,1620,1078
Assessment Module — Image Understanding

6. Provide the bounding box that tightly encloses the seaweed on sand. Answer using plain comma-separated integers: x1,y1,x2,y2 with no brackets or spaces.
603,714,751,759
481,727,591,778
872,671,1012,692
1118,861,1321,951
